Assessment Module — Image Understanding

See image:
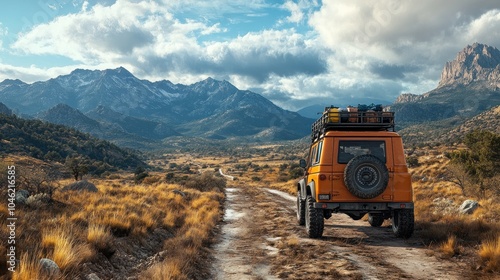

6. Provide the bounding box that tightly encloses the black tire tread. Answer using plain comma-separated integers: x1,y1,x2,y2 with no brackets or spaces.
368,213,384,227
297,191,305,226
305,195,324,238
392,209,414,238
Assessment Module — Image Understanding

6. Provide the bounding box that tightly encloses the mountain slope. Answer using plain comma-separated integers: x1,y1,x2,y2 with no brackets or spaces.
0,111,144,172
439,105,500,143
0,102,12,115
88,105,179,139
0,69,312,143
37,103,102,133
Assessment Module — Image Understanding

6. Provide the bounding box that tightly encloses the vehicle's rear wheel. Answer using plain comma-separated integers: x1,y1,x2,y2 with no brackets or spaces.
392,209,414,238
305,195,324,238
297,191,305,226
368,213,384,227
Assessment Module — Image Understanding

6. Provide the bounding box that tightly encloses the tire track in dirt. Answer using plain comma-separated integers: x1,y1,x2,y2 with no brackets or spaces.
212,186,467,279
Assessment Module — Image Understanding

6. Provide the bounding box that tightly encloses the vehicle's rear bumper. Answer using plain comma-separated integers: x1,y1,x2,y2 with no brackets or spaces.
313,202,414,211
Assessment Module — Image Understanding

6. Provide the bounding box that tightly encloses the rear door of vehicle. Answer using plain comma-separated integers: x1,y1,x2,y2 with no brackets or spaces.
332,137,394,201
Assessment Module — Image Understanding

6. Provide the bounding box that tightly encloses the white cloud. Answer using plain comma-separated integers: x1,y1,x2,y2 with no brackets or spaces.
0,23,7,51
282,1,303,23
4,0,500,111
82,0,89,12
464,9,500,48
0,63,105,83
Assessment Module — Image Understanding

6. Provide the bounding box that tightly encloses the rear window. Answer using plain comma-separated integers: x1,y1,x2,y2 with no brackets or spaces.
338,141,386,163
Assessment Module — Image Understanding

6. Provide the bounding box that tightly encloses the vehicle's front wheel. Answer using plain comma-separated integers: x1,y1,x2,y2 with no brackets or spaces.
297,191,305,226
305,195,324,238
368,213,384,227
392,209,414,238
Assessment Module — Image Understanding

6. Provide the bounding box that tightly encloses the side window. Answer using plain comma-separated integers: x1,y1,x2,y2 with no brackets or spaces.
314,141,323,164
338,141,386,164
309,145,317,166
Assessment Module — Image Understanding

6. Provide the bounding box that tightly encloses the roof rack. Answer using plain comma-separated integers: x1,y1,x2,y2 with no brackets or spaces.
311,106,395,142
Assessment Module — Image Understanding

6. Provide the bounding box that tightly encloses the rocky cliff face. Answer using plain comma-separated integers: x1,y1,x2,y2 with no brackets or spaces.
439,43,500,88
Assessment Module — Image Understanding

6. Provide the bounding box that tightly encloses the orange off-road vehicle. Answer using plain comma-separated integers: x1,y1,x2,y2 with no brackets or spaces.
297,106,414,238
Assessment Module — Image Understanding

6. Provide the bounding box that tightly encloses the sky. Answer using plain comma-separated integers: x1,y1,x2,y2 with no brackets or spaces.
1,0,500,111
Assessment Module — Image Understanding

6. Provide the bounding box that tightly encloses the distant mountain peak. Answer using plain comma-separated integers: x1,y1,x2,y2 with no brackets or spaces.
103,66,135,78
439,43,500,88
191,77,238,95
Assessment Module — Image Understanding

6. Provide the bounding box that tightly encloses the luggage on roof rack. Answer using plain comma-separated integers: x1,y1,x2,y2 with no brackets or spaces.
311,105,395,141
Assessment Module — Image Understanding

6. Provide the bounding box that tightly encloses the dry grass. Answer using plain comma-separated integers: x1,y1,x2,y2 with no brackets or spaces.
87,224,113,251
13,253,42,280
408,146,500,275
479,235,500,272
0,163,224,279
440,235,459,258
42,227,93,270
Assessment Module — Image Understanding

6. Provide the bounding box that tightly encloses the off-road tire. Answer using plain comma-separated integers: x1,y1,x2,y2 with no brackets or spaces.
344,155,389,199
368,213,384,227
392,209,414,238
305,195,324,238
297,191,305,226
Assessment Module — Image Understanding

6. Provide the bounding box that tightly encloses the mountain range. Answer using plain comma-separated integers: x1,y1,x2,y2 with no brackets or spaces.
1,42,499,149
0,69,312,148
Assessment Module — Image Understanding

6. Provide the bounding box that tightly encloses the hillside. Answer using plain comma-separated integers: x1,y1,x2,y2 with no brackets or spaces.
438,105,500,144
0,112,144,173
0,69,311,143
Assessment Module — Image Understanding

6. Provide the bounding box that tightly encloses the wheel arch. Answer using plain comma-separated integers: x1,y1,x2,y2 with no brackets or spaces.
306,180,315,200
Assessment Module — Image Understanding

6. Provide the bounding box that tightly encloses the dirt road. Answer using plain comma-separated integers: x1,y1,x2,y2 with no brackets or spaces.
212,186,468,280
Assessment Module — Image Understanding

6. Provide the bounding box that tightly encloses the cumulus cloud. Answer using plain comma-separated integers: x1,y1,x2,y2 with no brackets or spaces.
282,1,304,23
309,0,500,65
4,0,500,111
11,0,325,83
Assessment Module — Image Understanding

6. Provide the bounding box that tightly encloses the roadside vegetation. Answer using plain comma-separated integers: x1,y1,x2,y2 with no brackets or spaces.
0,155,225,280
407,130,500,273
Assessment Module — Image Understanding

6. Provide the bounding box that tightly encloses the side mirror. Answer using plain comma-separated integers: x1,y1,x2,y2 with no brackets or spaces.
299,159,307,168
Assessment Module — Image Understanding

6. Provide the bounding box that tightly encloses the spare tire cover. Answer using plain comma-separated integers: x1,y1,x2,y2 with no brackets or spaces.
344,155,389,199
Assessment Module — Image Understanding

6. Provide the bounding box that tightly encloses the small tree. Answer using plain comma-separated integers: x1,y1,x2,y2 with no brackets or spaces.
448,130,500,198
65,155,89,181
18,166,61,198
134,166,148,183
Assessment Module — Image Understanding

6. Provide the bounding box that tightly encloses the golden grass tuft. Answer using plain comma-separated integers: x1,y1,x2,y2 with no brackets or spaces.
87,224,113,251
440,235,459,258
13,253,42,280
51,233,79,270
479,235,500,272
41,226,94,270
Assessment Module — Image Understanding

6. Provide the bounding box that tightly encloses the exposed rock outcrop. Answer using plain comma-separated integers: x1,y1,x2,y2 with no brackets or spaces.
459,200,479,215
439,43,500,88
393,93,423,104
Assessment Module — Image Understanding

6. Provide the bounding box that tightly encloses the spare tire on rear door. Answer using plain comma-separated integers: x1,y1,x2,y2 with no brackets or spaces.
344,155,389,199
